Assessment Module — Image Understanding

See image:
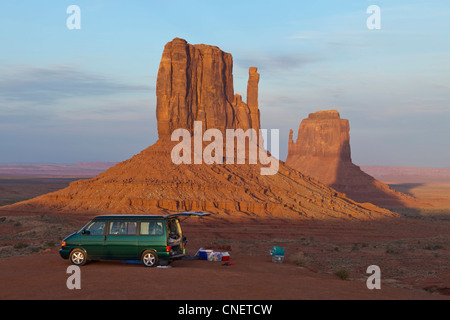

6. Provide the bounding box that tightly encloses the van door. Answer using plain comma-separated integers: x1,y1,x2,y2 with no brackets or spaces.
80,220,106,259
105,221,139,260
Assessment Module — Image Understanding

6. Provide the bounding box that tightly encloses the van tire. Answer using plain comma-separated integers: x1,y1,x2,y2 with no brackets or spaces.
141,250,159,267
70,248,87,266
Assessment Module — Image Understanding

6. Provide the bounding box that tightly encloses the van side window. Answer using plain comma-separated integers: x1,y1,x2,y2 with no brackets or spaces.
140,221,164,236
85,221,105,235
127,222,137,235
109,222,137,235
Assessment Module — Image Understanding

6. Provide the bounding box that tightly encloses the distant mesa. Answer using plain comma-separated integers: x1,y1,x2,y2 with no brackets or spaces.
0,39,397,220
286,110,426,208
0,162,118,177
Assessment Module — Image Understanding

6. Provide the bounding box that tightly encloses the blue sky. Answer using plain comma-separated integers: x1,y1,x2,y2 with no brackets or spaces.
0,0,449,167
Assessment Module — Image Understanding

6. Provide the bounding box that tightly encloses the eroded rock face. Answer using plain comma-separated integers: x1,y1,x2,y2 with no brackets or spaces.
288,110,350,162
247,67,260,133
286,110,424,207
156,38,260,138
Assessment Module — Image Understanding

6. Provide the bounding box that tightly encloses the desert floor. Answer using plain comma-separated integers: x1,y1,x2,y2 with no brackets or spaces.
0,176,449,300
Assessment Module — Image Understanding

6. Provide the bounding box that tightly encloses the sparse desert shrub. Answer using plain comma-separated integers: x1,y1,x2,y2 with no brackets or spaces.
424,245,443,251
290,252,311,268
334,269,350,280
45,241,56,248
385,245,399,254
14,243,29,249
426,287,437,293
0,217,6,223
30,247,40,253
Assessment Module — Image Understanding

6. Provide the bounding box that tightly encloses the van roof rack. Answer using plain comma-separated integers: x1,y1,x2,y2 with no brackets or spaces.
92,212,211,220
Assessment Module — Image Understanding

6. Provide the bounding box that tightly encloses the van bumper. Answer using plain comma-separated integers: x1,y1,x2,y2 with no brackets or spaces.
59,248,70,259
158,253,185,262
169,254,185,260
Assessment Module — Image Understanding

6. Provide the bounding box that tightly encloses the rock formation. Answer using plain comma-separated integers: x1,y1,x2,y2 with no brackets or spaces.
286,110,425,207
247,67,260,133
156,38,259,138
288,110,350,163
1,39,398,220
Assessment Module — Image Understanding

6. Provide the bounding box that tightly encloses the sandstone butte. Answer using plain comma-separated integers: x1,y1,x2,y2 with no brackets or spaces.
286,110,427,208
2,38,398,220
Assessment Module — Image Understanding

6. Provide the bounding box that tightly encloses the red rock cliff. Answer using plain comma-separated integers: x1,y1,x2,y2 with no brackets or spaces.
288,110,350,162
286,110,427,208
156,38,260,138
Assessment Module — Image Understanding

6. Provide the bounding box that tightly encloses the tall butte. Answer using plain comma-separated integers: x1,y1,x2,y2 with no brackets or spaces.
156,38,260,137
286,110,425,207
1,39,397,220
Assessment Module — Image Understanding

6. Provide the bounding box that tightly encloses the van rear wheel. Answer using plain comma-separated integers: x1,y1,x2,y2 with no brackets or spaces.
141,250,159,267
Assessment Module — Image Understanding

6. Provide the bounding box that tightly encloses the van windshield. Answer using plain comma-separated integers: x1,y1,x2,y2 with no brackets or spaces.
84,221,105,235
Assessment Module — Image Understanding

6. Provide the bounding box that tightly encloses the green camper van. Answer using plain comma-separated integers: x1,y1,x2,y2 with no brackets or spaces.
59,212,210,267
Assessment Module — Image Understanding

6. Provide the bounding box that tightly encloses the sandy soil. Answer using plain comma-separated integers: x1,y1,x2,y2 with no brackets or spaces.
0,244,445,300
0,211,448,300
389,182,450,210
0,177,81,207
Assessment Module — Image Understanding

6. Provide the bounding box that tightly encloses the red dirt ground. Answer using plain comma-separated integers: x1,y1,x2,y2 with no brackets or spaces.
0,249,443,300
0,211,448,300
0,176,449,300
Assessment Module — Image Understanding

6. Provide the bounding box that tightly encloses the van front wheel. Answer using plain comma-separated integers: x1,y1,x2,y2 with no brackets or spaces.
70,249,87,266
141,250,159,267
